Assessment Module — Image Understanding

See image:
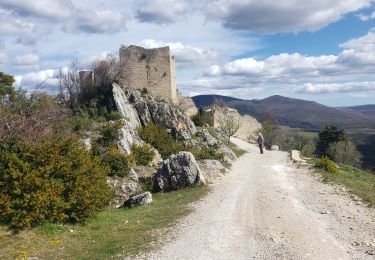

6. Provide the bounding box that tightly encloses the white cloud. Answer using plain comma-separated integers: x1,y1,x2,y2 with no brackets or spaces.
194,30,375,95
13,69,58,91
138,39,220,66
357,11,375,21
0,52,8,64
293,82,375,94
12,54,39,66
206,0,372,33
0,12,44,44
135,0,188,24
64,8,126,34
0,0,74,21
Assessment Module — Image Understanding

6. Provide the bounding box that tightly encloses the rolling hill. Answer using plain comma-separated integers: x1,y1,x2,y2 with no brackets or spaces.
339,105,375,119
192,95,375,131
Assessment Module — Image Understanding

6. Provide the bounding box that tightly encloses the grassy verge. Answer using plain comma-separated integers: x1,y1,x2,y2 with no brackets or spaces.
228,142,247,157
309,159,375,206
0,187,208,259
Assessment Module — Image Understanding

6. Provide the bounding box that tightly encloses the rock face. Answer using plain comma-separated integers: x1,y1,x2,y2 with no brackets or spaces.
175,96,198,117
113,83,144,154
205,105,261,140
124,192,152,208
196,129,218,148
113,83,196,142
218,145,238,163
198,159,227,183
107,176,142,208
154,152,205,191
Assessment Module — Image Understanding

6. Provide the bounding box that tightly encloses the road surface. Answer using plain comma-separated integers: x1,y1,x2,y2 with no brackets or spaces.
144,137,375,260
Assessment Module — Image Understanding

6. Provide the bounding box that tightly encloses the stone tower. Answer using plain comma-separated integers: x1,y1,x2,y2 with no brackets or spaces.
119,45,177,104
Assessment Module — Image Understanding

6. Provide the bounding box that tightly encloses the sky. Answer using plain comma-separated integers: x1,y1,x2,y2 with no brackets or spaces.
0,0,374,107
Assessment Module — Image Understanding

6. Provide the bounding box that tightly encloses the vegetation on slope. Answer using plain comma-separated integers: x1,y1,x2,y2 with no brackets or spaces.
0,187,208,259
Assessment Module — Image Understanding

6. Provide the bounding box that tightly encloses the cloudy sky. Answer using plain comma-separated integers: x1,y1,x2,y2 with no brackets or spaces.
0,0,374,106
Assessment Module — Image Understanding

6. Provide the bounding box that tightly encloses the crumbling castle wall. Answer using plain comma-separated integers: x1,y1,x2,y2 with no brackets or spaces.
119,45,177,104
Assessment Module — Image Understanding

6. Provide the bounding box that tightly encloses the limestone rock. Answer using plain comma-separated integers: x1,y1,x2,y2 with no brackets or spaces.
218,145,237,163
198,160,227,183
107,176,142,208
124,192,152,208
271,145,279,151
113,84,196,142
175,96,198,117
154,152,205,192
196,129,218,147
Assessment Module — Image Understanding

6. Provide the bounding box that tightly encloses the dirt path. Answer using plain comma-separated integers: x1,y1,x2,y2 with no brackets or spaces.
144,137,375,260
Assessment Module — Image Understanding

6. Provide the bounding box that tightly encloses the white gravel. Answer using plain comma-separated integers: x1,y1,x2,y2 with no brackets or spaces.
141,137,375,260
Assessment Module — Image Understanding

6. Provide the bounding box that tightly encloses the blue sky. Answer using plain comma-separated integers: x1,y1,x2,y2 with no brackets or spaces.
0,0,374,106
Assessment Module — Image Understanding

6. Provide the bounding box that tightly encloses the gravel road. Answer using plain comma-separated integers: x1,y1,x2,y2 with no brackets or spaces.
144,137,375,260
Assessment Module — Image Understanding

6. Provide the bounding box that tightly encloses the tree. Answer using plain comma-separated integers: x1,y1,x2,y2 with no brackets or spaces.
327,140,361,166
57,60,82,114
0,72,15,103
260,112,281,149
218,114,241,144
317,125,347,156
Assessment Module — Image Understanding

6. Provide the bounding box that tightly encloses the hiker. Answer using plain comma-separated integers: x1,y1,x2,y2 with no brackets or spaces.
257,132,264,154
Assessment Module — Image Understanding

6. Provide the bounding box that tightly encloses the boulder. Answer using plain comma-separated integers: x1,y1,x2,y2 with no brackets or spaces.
124,192,152,208
198,160,227,183
107,176,142,208
154,152,205,192
218,145,237,163
271,145,279,151
196,129,218,147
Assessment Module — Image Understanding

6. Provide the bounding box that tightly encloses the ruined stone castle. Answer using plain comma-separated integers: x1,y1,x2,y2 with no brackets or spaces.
119,45,177,104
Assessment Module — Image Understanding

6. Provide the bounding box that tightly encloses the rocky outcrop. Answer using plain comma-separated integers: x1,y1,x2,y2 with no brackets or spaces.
198,159,227,183
218,145,238,163
124,192,152,208
107,176,142,208
175,96,198,117
154,152,205,192
113,83,144,154
206,105,261,140
113,83,196,142
196,129,218,148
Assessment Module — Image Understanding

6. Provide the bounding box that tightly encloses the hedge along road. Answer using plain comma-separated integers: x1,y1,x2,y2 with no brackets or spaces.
143,137,375,260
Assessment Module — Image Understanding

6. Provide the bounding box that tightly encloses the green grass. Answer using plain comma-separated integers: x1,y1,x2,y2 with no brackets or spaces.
0,187,208,259
309,159,375,206
228,142,247,157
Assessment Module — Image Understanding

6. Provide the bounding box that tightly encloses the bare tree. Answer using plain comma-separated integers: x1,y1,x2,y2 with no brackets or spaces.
218,114,241,144
57,59,81,114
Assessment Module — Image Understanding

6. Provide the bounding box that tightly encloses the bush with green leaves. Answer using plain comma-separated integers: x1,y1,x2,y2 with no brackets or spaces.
102,146,135,177
131,144,155,166
138,124,185,159
191,109,213,127
190,146,224,161
97,121,122,147
315,156,340,176
0,138,112,229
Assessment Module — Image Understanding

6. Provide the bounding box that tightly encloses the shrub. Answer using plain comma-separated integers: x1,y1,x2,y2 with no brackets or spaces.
131,144,155,166
138,124,185,159
315,156,340,176
109,111,122,121
97,121,122,147
64,115,92,132
102,146,135,177
191,109,213,127
0,138,111,229
190,146,224,161
327,140,361,167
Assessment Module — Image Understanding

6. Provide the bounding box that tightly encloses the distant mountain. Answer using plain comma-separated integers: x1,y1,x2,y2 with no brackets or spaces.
339,105,375,119
192,94,375,131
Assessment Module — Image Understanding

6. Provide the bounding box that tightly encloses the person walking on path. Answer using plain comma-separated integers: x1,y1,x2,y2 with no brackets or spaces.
257,132,264,154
